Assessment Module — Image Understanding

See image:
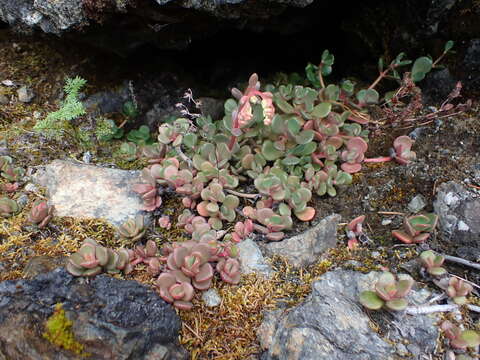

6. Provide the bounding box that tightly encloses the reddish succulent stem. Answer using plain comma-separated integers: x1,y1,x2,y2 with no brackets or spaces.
368,64,397,90
228,89,264,151
364,156,393,163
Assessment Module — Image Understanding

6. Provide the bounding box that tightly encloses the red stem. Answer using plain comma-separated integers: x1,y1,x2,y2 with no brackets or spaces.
364,156,393,163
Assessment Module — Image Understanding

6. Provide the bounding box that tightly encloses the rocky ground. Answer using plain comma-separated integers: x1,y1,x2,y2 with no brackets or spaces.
0,27,479,360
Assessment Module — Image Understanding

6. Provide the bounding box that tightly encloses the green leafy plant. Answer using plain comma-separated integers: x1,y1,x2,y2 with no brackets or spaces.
127,125,153,145
359,272,414,311
95,118,124,142
33,77,90,147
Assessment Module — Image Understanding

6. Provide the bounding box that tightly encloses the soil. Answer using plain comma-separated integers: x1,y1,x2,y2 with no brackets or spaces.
0,29,479,360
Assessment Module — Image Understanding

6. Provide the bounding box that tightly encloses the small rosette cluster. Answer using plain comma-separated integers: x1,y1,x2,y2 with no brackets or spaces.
359,272,414,311
392,213,438,244
67,239,131,277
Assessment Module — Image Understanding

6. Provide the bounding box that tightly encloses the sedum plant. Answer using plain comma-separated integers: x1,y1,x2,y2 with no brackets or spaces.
66,239,130,276
27,200,54,228
419,250,447,277
0,197,19,217
345,215,365,249
392,213,438,244
359,272,414,311
441,321,480,350
117,214,146,244
446,277,473,305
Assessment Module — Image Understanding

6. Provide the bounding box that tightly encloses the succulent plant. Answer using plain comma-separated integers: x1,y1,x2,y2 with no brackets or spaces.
359,272,414,311
216,258,241,284
156,272,196,310
245,207,293,241
231,219,254,243
419,250,447,277
1,182,19,193
66,239,130,276
27,200,54,228
392,213,438,244
166,241,214,290
1,163,24,183
345,215,365,249
117,214,146,243
141,143,167,164
119,142,138,162
132,168,162,211
0,197,19,217
158,215,171,229
441,321,480,350
340,137,368,173
127,125,152,146
196,181,239,229
446,277,473,305
391,136,416,165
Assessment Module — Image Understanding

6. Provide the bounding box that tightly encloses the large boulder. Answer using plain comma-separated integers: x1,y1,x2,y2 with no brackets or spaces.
0,268,187,359
257,269,439,360
31,160,144,227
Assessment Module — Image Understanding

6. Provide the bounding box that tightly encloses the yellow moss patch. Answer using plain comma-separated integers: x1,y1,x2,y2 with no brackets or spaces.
43,303,89,357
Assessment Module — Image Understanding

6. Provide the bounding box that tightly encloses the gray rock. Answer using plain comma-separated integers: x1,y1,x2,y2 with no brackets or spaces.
0,94,9,105
463,39,480,94
201,288,222,307
22,255,66,279
0,268,188,359
31,160,144,226
407,194,427,213
17,85,35,103
261,214,341,268
433,181,480,259
257,269,439,360
238,238,274,278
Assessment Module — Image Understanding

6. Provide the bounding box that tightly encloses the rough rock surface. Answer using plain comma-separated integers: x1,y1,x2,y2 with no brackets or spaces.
434,181,480,260
261,214,340,268
238,238,275,278
0,0,313,36
257,269,439,360
0,268,187,360
31,160,144,226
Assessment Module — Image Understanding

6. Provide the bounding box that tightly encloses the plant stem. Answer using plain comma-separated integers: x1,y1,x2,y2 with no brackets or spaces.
318,64,326,89
443,254,480,271
406,304,480,315
225,189,259,199
368,66,393,90
364,156,393,163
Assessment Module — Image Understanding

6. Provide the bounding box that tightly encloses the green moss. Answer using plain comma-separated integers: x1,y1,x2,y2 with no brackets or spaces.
43,303,89,357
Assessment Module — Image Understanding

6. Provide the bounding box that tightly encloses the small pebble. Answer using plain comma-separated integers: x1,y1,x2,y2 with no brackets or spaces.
202,289,222,307
407,194,427,213
24,183,39,193
0,94,9,105
381,219,392,226
17,86,35,103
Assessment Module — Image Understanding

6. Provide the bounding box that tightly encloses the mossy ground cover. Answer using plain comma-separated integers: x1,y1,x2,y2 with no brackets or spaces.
1,29,480,359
